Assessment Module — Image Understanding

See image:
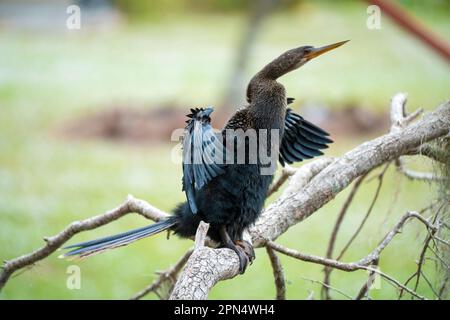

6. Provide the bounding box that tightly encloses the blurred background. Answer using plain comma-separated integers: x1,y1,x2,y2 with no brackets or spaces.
0,0,449,299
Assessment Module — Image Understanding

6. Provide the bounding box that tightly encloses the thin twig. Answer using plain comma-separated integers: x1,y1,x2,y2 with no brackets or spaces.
395,158,441,181
399,233,434,299
0,195,169,291
427,246,449,270
322,173,368,299
130,248,194,300
420,270,440,299
354,259,379,300
305,290,315,300
268,211,438,301
438,272,449,299
267,165,297,196
362,266,426,300
412,208,441,296
266,245,286,300
336,163,389,261
300,276,352,300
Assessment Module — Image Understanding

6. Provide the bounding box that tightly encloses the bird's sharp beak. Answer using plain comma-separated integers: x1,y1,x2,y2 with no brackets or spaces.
306,40,349,60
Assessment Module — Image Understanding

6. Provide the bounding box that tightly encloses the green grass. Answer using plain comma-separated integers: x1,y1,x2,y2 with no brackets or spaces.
0,2,448,299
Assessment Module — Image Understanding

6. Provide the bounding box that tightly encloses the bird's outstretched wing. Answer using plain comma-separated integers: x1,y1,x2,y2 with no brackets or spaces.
182,107,225,214
279,107,333,166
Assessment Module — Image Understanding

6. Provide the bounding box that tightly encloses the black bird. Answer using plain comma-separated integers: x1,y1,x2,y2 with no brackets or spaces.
62,41,348,273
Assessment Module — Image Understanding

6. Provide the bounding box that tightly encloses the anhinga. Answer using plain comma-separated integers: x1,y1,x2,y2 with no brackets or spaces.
62,41,348,273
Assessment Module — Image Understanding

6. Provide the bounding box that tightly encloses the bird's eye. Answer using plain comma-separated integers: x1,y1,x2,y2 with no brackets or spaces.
304,47,312,54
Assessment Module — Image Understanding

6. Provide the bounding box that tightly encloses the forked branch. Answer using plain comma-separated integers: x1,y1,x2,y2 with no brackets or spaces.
0,94,449,299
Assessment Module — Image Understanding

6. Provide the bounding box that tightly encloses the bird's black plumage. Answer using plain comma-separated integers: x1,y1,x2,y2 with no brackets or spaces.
62,41,347,272
279,108,332,166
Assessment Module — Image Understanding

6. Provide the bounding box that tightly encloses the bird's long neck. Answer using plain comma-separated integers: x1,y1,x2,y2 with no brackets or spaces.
246,75,286,130
256,55,294,81
246,51,295,107
245,52,298,128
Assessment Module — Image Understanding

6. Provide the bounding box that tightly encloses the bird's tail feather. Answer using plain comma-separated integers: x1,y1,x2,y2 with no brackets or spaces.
60,217,177,259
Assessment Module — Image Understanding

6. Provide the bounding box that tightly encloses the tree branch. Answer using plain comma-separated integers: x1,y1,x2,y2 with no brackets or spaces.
170,95,448,299
267,211,434,300
249,97,449,248
1,94,448,299
354,258,379,300
267,164,297,196
390,93,442,181
322,172,368,299
395,158,441,181
266,245,286,300
336,163,389,261
300,276,352,300
130,248,194,300
169,222,240,300
0,195,169,291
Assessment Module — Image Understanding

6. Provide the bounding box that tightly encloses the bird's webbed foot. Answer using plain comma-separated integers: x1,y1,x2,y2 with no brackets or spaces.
219,227,250,274
233,245,250,274
236,240,255,264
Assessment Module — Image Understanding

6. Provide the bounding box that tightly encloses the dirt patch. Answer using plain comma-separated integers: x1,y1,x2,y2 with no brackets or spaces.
59,103,389,144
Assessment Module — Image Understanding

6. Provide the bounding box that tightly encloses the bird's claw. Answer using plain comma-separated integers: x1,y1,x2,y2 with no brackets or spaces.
234,246,250,274
236,240,255,264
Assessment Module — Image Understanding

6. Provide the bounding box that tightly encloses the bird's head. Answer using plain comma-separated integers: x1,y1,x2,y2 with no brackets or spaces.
259,40,349,80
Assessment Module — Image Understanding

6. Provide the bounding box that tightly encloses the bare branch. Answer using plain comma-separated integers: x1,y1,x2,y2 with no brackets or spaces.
269,242,425,300
276,158,333,199
336,163,389,261
324,163,387,299
427,245,449,270
195,221,210,249
268,240,360,271
390,93,442,182
354,259,379,300
412,209,441,295
399,203,448,299
130,248,194,300
126,195,170,222
268,210,441,300
419,271,440,298
1,95,448,299
395,158,441,181
322,173,368,299
356,212,436,267
266,245,286,300
433,235,450,247
267,165,297,196
300,276,352,300
390,93,423,132
250,99,449,248
0,195,169,291
169,222,239,300
438,272,449,299
363,266,426,300
305,290,315,300
326,173,368,259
